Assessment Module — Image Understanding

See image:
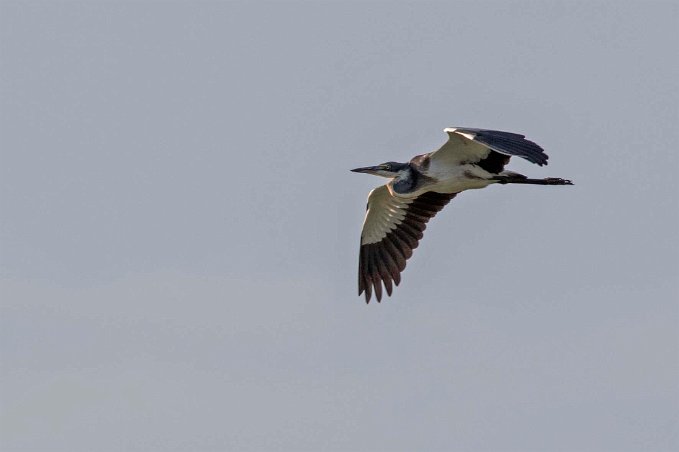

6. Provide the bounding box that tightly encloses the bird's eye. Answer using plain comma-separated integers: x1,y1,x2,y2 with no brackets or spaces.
382,164,391,171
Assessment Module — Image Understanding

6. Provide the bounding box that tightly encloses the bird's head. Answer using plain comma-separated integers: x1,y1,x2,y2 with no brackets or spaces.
350,161,410,178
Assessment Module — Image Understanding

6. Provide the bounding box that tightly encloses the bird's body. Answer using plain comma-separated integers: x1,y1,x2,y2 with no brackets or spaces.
352,127,572,303
391,153,493,197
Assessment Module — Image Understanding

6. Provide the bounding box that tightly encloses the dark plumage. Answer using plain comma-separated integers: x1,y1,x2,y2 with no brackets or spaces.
358,192,456,302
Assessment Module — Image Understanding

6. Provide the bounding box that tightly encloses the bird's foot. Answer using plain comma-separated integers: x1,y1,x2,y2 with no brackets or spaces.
544,178,573,185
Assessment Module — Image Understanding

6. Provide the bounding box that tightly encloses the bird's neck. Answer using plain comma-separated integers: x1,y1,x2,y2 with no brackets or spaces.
391,166,417,194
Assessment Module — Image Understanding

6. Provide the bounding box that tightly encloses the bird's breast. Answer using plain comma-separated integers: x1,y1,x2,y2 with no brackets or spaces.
423,163,494,193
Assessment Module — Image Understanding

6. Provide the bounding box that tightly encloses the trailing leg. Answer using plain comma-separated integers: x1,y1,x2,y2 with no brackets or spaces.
492,174,573,185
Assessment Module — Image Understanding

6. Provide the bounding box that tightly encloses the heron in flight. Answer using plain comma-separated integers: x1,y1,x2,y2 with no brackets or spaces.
352,127,573,303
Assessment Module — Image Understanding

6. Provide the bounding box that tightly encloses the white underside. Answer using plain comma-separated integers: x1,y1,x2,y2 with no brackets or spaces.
388,163,496,198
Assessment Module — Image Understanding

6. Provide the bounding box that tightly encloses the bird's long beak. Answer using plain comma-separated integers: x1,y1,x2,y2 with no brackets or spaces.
351,165,380,174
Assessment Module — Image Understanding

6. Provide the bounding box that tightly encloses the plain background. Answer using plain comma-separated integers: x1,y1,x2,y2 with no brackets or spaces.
1,1,678,451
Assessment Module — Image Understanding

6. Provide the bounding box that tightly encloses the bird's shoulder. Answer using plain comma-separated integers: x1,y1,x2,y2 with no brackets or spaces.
409,153,431,172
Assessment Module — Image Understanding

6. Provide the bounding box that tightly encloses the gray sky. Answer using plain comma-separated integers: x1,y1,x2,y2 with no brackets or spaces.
1,1,678,451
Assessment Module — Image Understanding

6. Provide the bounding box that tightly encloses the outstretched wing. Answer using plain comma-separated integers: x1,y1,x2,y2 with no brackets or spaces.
429,127,549,172
358,185,457,303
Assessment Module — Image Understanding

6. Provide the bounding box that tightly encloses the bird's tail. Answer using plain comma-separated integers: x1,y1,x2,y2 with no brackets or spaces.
493,171,573,186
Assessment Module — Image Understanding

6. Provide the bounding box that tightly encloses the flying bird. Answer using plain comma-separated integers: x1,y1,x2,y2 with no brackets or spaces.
352,127,573,303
